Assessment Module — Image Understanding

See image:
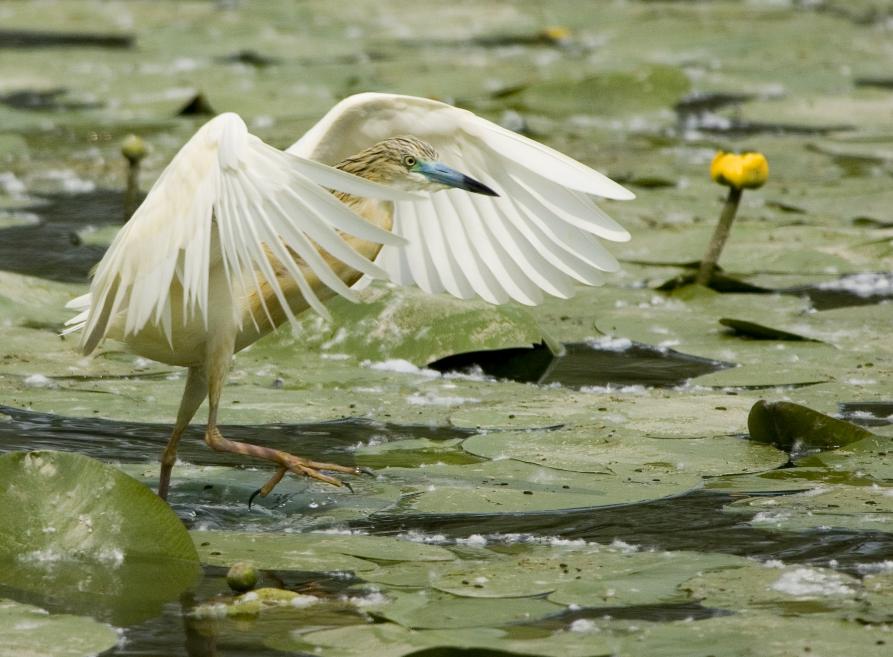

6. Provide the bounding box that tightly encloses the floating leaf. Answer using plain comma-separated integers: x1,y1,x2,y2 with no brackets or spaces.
0,451,198,625
0,451,197,562
0,598,119,657
376,588,563,630
461,426,787,477
522,64,691,117
681,562,862,615
748,400,875,451
289,284,556,366
450,393,756,436
725,484,893,534
192,531,454,574
623,613,892,657
719,318,820,342
267,622,621,657
795,433,893,482
419,544,744,606
378,458,702,515
548,550,746,608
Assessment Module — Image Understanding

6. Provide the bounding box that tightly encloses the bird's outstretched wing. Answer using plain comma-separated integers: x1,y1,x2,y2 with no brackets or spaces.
288,92,634,306
71,112,413,354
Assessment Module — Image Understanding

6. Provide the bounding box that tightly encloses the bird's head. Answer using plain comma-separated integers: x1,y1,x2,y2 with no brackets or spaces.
339,136,498,196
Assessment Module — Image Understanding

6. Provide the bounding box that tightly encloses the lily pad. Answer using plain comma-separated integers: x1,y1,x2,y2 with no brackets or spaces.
681,562,862,615
522,64,691,118
377,458,703,515
719,318,820,342
376,588,564,630
0,451,197,562
0,451,198,625
0,598,119,657
419,544,744,606
748,400,875,451
192,531,454,574
289,284,557,367
267,622,624,657
725,485,893,534
450,393,756,436
795,433,893,482
548,550,746,608
461,426,787,477
623,613,893,657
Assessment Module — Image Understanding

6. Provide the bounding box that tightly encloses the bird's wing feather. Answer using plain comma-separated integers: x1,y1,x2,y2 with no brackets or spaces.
76,112,413,354
288,92,634,306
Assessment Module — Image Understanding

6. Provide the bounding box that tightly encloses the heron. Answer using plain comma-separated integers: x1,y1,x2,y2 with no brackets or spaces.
64,92,634,501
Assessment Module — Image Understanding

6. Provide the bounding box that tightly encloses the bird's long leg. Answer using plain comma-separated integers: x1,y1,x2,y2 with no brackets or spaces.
158,366,208,500
201,333,362,500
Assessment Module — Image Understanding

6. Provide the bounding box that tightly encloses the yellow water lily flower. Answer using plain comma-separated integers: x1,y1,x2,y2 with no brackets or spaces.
710,151,769,190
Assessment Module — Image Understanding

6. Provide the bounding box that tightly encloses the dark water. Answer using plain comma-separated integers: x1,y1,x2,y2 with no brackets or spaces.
429,340,732,388
0,404,468,467
0,189,133,282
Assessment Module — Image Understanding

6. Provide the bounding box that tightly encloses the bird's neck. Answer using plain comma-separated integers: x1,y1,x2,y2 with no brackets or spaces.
331,158,395,235
234,157,395,350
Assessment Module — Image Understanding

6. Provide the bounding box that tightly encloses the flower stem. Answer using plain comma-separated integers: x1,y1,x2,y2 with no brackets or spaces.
696,186,742,286
124,158,140,220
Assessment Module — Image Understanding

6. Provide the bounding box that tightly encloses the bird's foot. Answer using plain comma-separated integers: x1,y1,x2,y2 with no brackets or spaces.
247,456,369,507
203,426,368,506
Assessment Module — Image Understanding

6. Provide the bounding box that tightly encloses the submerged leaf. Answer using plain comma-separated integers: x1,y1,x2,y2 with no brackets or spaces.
0,598,119,657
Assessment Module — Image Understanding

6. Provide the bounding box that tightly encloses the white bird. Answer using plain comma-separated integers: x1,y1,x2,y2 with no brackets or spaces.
64,92,634,501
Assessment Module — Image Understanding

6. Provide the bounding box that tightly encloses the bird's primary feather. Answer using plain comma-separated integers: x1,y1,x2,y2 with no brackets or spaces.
288,92,634,306
71,112,414,355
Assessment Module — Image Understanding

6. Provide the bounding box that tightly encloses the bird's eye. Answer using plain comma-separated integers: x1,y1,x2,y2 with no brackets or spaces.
403,155,416,167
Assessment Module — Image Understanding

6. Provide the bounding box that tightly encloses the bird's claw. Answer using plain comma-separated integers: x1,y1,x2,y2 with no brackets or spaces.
247,488,263,509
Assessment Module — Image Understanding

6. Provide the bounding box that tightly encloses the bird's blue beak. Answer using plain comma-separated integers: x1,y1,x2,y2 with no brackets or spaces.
416,161,499,197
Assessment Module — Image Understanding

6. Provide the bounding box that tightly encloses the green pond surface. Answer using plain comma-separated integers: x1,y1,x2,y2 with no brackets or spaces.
2,1,893,655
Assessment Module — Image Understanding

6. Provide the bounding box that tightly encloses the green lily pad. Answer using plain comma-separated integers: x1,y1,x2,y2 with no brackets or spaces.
719,318,821,342
705,467,873,494
725,484,893,533
795,433,893,482
461,426,787,477
681,562,862,615
690,362,833,389
267,622,628,657
522,64,691,118
0,451,196,563
623,613,893,657
0,598,119,657
192,530,454,574
748,400,876,451
355,437,482,468
450,393,756,436
420,545,744,606
376,588,564,630
289,283,557,367
0,451,198,625
548,550,746,609
378,458,703,515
